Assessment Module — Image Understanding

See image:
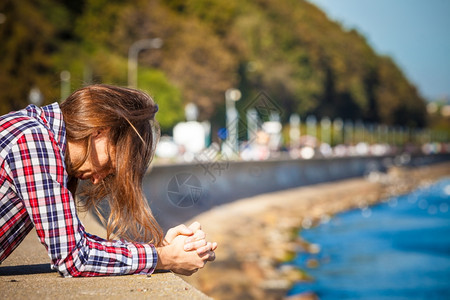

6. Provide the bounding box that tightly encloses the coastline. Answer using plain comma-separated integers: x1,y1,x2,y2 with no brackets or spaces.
182,161,450,300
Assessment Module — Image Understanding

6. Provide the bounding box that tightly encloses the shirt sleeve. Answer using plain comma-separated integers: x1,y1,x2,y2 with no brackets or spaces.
5,126,158,277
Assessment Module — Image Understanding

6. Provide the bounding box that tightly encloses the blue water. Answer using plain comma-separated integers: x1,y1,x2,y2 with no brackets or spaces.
288,178,450,300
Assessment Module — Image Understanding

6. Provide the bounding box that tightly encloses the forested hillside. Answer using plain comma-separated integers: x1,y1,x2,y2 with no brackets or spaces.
0,0,427,130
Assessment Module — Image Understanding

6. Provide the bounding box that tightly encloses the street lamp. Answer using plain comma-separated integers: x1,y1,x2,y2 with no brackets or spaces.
128,38,163,88
60,70,71,101
29,87,43,106
224,88,241,156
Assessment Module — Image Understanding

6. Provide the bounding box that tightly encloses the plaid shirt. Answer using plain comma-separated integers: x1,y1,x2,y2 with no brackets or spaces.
0,103,157,277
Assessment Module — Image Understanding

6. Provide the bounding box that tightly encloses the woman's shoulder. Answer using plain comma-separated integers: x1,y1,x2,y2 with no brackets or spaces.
0,105,51,156
1,104,42,132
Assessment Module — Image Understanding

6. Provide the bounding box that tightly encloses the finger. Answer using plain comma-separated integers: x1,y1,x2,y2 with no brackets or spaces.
195,241,218,254
199,250,216,262
207,251,216,262
192,230,206,241
196,242,212,255
185,230,206,244
211,242,218,251
165,224,193,243
184,239,207,251
188,221,201,232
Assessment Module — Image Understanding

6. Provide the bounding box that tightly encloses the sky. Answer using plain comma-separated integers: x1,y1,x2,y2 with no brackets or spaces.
307,0,450,101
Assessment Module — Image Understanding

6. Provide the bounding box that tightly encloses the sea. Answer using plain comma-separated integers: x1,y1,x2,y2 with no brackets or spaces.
287,177,450,300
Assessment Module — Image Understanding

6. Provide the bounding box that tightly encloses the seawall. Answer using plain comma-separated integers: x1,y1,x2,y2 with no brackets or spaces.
144,154,450,230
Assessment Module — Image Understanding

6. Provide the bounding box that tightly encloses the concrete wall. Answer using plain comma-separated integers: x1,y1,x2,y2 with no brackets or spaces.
143,154,449,230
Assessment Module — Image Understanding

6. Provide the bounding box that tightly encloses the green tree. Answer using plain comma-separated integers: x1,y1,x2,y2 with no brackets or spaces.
0,0,429,132
138,68,184,131
0,0,70,112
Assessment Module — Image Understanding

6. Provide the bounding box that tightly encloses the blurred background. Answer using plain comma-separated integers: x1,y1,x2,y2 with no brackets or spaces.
2,1,450,299
1,0,449,162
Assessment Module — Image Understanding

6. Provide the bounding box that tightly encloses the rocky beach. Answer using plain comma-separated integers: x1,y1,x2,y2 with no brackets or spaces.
182,161,450,300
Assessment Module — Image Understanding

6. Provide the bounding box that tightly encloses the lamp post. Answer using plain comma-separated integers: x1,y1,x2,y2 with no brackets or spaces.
289,114,300,148
60,70,71,101
128,38,163,88
321,117,331,145
306,115,317,139
29,87,43,106
224,88,241,156
247,108,258,143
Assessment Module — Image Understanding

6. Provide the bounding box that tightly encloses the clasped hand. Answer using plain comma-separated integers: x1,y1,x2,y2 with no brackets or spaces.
155,221,217,276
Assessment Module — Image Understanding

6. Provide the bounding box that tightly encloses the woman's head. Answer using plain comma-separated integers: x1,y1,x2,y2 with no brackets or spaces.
60,84,163,245
66,126,115,184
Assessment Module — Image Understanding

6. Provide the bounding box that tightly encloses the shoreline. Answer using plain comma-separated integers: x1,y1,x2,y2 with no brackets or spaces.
182,161,450,300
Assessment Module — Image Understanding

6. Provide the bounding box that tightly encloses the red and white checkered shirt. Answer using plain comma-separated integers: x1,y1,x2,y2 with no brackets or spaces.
0,103,157,276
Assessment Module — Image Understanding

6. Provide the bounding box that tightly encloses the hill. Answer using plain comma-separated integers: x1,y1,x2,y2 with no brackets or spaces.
0,0,427,130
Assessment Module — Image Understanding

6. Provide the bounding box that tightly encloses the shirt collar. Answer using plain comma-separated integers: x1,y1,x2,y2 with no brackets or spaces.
26,102,67,155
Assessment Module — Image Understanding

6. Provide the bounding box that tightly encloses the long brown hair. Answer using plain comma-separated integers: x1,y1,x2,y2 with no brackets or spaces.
60,84,163,245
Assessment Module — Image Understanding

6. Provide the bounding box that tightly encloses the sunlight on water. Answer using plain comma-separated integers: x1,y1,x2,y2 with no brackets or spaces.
288,178,450,300
444,184,450,196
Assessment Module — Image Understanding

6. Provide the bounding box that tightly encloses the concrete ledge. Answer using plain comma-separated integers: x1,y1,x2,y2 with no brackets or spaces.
0,212,211,300
0,267,210,299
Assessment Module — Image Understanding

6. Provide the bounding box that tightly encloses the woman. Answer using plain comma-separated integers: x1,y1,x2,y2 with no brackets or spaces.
0,84,216,277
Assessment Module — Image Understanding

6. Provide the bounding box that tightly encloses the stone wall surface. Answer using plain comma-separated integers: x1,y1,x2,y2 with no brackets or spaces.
145,154,450,230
